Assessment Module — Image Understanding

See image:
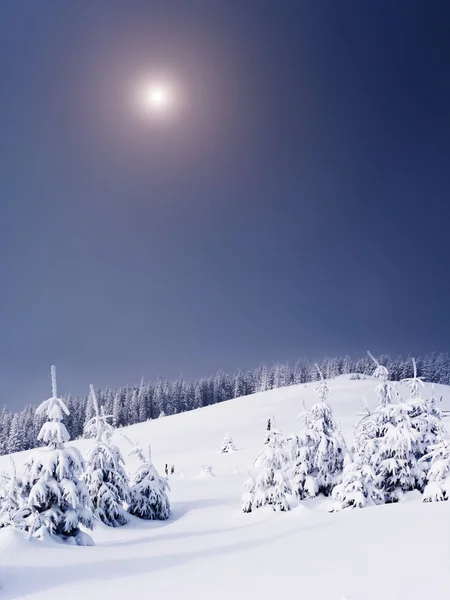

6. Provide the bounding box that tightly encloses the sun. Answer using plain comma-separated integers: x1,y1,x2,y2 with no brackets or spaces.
147,85,169,109
138,82,173,113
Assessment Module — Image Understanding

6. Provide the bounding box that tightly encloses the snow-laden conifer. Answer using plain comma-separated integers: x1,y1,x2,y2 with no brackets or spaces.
421,440,450,502
84,385,130,527
243,429,291,512
221,433,236,453
291,428,320,499
0,458,30,530
353,357,428,502
331,455,383,510
127,441,170,520
403,359,446,480
427,384,443,420
21,366,93,544
241,473,255,513
367,351,392,407
292,366,346,499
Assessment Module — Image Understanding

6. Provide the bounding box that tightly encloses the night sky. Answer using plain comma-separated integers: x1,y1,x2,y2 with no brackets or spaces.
1,1,450,408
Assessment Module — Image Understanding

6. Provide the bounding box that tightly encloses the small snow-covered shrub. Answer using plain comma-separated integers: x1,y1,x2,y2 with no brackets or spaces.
221,433,236,453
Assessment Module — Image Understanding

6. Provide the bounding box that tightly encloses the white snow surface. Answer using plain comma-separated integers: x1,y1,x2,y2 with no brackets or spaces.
1,375,450,600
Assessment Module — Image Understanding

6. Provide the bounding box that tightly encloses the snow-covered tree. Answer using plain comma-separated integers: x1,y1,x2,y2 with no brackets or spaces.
292,366,347,499
0,458,30,530
127,442,170,520
402,358,446,484
331,455,383,510
84,385,130,527
421,440,450,502
21,366,93,544
402,358,425,400
308,400,347,495
368,351,392,407
221,433,236,453
291,428,320,500
357,398,424,502
427,384,443,420
112,392,125,428
243,430,291,512
7,413,23,454
350,356,444,504
241,473,256,513
199,464,215,477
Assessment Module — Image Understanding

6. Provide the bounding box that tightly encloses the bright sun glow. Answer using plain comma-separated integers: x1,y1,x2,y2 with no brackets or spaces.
139,83,173,113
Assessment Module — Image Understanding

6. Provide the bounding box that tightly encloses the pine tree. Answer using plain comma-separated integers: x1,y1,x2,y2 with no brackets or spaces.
291,428,320,500
404,359,445,474
331,455,383,510
7,413,23,454
137,379,148,422
0,457,30,530
221,433,236,453
241,473,256,513
368,351,392,407
112,392,125,428
84,385,130,527
129,388,140,424
21,366,93,545
421,441,450,502
357,395,424,502
127,443,170,520
0,409,12,455
83,391,95,437
291,367,347,500
244,430,291,512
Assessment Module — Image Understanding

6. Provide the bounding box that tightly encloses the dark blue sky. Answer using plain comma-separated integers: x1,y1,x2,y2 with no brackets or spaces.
1,1,450,408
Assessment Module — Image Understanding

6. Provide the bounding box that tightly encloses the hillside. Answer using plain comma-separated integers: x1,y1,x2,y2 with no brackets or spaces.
1,376,450,600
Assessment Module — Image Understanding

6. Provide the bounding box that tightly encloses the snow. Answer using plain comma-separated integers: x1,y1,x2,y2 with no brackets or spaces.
1,375,450,599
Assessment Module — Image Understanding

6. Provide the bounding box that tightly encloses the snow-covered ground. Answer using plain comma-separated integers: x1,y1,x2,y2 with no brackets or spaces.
1,375,450,600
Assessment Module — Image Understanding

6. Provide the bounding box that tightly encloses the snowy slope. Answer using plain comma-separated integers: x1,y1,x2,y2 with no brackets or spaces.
1,375,450,600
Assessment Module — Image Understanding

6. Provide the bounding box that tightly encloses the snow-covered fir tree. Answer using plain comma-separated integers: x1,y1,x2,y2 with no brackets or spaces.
127,443,170,520
242,429,291,512
427,384,443,420
368,351,392,407
241,473,256,513
21,366,93,545
7,413,23,454
420,440,450,502
84,385,130,527
291,367,347,499
309,399,347,495
291,427,320,500
403,359,445,478
402,357,425,400
353,357,433,503
221,433,236,453
331,455,383,510
0,457,30,530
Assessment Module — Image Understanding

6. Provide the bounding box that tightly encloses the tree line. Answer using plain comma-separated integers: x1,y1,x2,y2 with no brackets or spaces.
1,351,449,456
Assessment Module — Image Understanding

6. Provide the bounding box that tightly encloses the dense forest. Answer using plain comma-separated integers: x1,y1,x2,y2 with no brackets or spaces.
1,352,449,456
